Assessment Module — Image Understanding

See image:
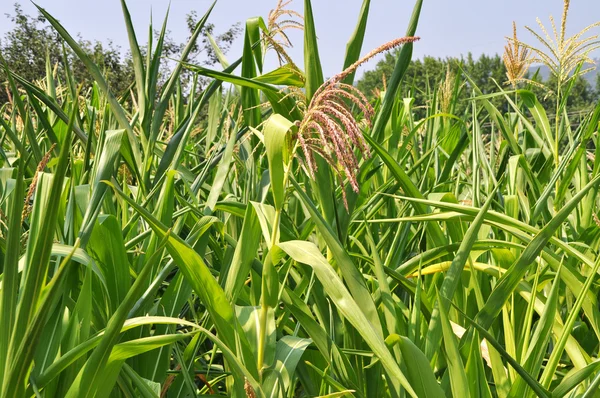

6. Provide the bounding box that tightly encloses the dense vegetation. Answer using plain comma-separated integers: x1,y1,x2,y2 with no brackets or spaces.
359,53,600,117
1,0,600,397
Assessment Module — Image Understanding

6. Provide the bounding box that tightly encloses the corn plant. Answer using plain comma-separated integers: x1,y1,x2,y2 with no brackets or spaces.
1,0,600,397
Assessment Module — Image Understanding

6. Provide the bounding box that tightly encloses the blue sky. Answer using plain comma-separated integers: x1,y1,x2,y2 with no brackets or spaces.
1,0,599,79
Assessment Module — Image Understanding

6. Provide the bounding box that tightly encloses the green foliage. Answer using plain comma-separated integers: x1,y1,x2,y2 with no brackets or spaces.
358,52,600,118
1,0,600,396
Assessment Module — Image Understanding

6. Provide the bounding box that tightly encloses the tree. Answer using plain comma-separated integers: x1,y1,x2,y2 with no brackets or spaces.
358,52,508,117
357,50,598,118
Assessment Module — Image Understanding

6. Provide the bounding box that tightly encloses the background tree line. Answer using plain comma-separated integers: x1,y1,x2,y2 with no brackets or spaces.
0,3,240,103
358,51,600,119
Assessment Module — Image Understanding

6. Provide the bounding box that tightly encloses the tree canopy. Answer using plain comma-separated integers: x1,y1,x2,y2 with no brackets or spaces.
357,50,600,118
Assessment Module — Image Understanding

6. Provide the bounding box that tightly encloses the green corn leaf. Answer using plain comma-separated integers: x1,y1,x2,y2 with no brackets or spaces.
254,65,304,87
396,335,446,397
264,114,294,211
370,0,422,141
78,129,125,246
278,240,418,398
262,336,312,398
34,3,144,188
341,0,371,85
106,180,258,378
425,184,498,359
508,264,562,397
290,177,383,333
551,360,600,397
437,292,470,398
0,160,26,385
3,123,73,398
64,233,170,397
35,317,201,388
475,175,600,330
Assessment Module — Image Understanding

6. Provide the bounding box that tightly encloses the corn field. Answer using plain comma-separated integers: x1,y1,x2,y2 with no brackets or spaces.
1,0,600,396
